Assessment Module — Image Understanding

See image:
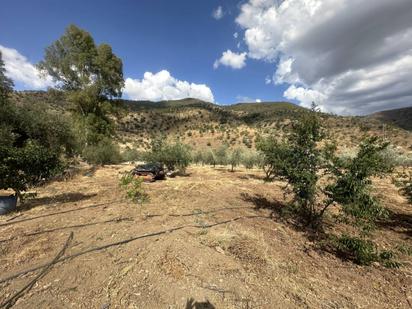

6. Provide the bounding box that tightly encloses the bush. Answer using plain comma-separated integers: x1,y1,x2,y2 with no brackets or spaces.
121,146,141,163
119,172,148,203
82,138,121,165
335,235,400,267
0,140,62,196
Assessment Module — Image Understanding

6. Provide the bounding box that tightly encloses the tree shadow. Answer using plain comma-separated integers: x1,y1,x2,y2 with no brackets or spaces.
240,192,326,241
19,192,97,212
377,210,412,237
185,298,215,309
240,192,285,217
237,173,265,181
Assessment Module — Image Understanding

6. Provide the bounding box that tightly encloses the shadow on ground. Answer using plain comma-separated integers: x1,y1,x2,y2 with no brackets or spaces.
185,298,215,309
19,192,97,212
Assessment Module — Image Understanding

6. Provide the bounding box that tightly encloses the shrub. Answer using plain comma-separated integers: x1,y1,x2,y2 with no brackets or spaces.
397,171,412,204
0,140,62,197
335,235,400,267
121,146,141,163
119,172,148,203
82,138,121,165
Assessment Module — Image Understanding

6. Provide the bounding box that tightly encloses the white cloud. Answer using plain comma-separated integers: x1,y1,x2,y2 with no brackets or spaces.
0,45,54,89
214,50,247,69
123,70,215,102
212,6,224,20
233,32,239,39
235,0,412,114
236,95,262,103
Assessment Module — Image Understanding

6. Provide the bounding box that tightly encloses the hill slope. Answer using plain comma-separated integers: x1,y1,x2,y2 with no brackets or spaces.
369,106,412,131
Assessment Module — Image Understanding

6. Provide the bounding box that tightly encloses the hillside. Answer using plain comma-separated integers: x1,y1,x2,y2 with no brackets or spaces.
9,91,412,152
369,106,412,131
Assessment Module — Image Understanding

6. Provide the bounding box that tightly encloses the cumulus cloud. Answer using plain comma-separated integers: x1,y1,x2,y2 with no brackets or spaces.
214,50,247,69
0,44,54,89
123,70,215,102
212,6,224,20
235,0,412,114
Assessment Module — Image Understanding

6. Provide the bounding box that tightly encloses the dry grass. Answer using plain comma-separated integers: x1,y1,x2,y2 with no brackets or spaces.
0,164,411,308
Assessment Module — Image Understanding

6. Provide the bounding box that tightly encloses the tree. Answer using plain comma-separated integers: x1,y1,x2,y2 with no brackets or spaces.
0,51,14,103
0,60,74,197
38,24,124,98
228,148,242,172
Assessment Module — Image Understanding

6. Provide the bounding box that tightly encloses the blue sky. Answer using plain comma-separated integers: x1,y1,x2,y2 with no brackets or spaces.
1,0,412,114
0,0,287,104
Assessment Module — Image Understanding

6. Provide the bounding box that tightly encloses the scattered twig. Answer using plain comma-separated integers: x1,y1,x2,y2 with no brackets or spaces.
0,215,270,284
0,232,74,309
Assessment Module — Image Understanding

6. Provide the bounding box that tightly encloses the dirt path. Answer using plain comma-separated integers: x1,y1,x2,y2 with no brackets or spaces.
0,165,411,308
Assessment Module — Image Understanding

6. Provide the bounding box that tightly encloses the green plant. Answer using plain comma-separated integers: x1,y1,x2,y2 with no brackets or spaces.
228,148,243,172
119,172,148,203
144,138,192,173
82,138,121,165
335,235,400,267
121,146,141,163
325,137,392,231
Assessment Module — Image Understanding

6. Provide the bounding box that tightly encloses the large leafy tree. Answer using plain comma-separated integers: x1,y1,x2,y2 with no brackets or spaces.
38,24,124,98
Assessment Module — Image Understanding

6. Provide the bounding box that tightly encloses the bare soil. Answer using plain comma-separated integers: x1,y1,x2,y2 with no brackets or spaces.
1,165,411,308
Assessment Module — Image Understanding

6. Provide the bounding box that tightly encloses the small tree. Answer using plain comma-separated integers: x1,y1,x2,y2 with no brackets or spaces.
216,144,228,166
228,148,243,172
144,138,192,173
204,148,217,167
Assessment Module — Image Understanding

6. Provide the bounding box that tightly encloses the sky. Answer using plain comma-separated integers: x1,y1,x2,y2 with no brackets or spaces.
1,0,412,115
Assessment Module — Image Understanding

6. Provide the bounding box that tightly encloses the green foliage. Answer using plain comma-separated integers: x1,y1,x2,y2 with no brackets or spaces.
0,71,74,195
228,148,243,171
38,24,124,97
82,137,121,165
204,148,217,167
336,235,400,267
144,138,192,172
121,146,141,163
215,144,229,166
256,136,290,180
0,140,62,195
0,51,14,103
257,104,326,223
119,172,148,204
395,171,412,204
326,137,392,231
241,149,262,169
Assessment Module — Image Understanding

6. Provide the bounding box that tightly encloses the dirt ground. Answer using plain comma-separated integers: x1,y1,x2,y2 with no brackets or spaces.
0,164,411,308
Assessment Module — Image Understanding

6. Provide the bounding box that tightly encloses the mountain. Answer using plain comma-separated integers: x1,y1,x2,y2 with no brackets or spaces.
368,106,412,131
